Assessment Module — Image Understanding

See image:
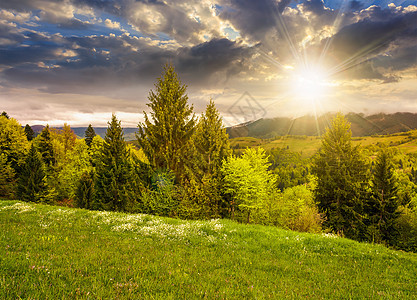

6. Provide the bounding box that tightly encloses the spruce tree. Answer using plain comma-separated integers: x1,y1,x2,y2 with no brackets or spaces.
24,124,35,141
193,99,232,216
367,148,400,243
36,125,55,167
85,124,96,147
195,99,231,178
16,144,49,203
312,113,369,240
137,65,196,183
95,114,138,211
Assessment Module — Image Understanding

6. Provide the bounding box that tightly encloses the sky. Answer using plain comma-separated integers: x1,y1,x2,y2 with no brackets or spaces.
1,0,416,127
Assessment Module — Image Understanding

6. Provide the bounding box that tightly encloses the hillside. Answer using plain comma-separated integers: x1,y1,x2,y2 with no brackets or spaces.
227,112,417,138
1,200,416,299
230,130,417,158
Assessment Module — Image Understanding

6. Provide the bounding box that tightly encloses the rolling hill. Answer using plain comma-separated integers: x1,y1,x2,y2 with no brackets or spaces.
227,112,417,138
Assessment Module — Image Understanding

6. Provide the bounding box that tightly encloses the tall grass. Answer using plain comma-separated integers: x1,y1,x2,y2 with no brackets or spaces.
1,200,416,299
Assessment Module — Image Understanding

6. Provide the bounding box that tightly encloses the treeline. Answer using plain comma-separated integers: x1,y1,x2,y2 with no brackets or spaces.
1,66,417,252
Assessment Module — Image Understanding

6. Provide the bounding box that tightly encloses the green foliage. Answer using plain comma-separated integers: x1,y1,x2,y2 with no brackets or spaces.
95,114,140,211
55,140,93,200
222,148,276,223
268,148,310,190
312,113,369,240
75,171,95,209
24,124,35,141
140,169,178,217
251,184,322,233
137,65,196,184
394,204,417,252
0,115,30,171
85,124,96,147
191,99,232,218
367,148,400,243
0,153,16,198
16,145,51,203
36,125,56,168
1,201,417,299
51,123,76,152
88,135,104,167
1,111,9,119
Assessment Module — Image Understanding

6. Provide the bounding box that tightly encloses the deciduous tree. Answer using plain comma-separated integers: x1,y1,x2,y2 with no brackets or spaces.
222,148,276,223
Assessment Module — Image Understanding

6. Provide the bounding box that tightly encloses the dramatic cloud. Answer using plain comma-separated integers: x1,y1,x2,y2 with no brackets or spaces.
0,0,416,126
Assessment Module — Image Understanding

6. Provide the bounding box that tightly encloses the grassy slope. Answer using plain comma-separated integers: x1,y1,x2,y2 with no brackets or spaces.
1,201,416,299
230,131,417,158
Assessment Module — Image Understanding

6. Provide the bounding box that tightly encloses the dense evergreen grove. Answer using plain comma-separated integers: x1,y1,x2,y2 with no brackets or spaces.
2,65,417,252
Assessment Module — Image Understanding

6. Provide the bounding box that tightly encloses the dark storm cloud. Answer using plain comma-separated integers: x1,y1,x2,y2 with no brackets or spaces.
177,38,253,81
0,22,253,94
323,6,417,80
219,0,291,41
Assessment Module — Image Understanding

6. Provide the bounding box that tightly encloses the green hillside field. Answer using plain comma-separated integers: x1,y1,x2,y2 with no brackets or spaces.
230,130,417,158
1,200,416,299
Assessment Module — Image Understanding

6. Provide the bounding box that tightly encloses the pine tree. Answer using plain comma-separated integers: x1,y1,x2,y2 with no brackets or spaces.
137,65,196,184
367,148,400,243
85,124,96,147
312,113,369,240
16,144,49,203
24,124,35,141
193,99,232,216
95,114,139,211
36,125,55,167
195,99,231,178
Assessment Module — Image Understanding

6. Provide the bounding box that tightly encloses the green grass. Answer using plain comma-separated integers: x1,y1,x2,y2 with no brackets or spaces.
1,200,417,299
231,130,417,158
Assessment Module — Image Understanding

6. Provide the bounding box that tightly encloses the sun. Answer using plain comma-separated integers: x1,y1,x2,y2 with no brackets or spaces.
289,64,331,108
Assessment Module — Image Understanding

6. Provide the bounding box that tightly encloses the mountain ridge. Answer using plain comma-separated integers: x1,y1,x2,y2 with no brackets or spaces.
226,112,417,138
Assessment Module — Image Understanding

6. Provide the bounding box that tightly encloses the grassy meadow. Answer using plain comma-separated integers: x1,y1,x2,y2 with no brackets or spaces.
230,130,417,158
1,200,417,299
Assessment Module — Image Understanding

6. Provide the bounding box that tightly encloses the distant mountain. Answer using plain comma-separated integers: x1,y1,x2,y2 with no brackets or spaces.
226,112,417,138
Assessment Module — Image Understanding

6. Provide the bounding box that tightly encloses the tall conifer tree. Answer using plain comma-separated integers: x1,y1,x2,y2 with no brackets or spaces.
37,125,55,167
193,100,232,216
367,148,400,243
85,124,96,147
137,65,196,183
17,144,49,203
312,113,369,240
24,124,35,141
95,114,138,211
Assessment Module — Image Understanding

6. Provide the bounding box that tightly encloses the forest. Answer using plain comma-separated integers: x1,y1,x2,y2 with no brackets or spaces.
1,66,417,252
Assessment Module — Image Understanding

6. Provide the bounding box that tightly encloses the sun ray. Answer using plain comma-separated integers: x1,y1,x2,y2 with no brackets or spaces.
318,0,349,65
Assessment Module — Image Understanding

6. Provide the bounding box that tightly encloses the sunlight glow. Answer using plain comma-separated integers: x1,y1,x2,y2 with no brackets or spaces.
290,65,330,105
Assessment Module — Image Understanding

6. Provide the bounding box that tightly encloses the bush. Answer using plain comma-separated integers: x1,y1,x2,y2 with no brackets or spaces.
139,170,178,217
253,185,323,233
392,205,417,252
